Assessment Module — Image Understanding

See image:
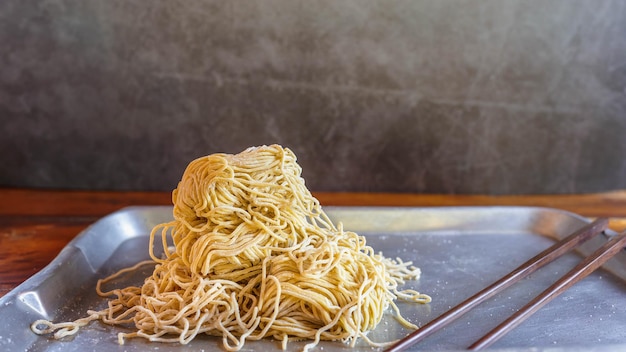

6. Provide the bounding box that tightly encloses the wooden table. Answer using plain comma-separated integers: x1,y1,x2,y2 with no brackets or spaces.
3,187,626,298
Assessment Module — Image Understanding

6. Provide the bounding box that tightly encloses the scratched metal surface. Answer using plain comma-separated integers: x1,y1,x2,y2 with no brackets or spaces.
1,206,626,351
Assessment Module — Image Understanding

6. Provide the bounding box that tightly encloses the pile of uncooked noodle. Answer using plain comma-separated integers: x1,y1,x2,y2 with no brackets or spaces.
32,144,430,351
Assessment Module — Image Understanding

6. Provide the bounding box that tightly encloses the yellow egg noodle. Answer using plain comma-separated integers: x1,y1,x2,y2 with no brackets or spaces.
31,145,431,351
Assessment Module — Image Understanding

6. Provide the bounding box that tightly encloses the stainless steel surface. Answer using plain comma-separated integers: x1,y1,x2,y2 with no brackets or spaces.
1,206,626,351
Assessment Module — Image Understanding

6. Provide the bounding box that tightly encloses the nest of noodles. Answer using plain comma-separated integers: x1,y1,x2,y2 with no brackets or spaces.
32,144,430,351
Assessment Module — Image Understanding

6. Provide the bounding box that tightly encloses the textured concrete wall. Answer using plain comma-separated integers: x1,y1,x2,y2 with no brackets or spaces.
1,1,625,194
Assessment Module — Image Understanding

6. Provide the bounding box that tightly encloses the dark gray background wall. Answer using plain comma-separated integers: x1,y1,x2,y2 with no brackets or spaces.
1,1,625,194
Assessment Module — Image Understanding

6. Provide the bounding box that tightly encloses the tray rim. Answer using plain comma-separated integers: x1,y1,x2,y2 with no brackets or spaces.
0,205,595,304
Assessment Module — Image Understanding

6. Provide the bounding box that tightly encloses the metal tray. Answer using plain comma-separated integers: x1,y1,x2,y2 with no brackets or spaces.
2,206,626,352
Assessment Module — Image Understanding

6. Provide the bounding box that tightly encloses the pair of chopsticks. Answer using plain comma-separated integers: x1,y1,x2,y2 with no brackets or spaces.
386,217,626,351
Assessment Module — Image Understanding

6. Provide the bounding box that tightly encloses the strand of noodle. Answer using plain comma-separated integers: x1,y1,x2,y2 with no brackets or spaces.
388,300,419,330
302,304,355,352
96,260,155,296
149,224,170,263
248,276,282,340
31,312,101,338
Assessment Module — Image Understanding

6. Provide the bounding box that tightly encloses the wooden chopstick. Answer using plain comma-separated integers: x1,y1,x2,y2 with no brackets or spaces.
468,230,626,350
384,218,609,352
